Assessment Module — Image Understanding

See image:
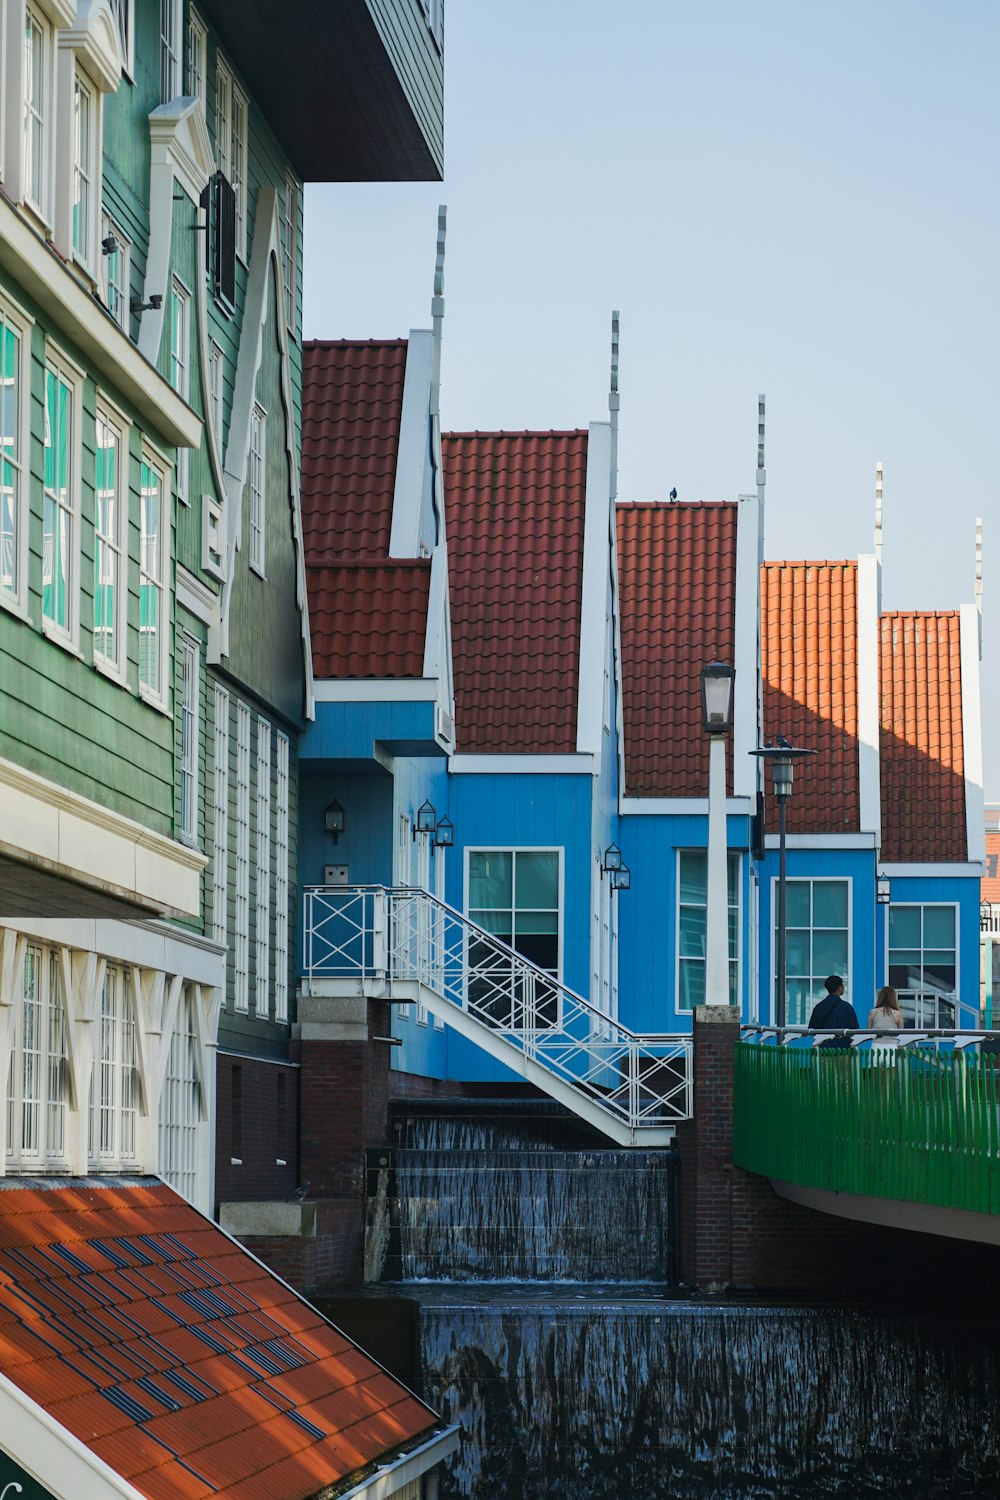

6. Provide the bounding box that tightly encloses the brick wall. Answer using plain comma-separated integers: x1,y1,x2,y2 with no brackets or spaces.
215,1052,300,1210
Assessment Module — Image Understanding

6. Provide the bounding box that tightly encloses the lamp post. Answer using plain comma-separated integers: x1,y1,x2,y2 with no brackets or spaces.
700,663,735,1006
750,740,817,1028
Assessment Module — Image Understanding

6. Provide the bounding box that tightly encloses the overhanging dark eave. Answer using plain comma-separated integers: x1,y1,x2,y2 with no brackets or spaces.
199,0,444,183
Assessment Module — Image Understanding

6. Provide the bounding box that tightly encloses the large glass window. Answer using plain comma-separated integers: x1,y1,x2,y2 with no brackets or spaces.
5,946,69,1169
889,905,957,1027
781,878,850,1025
468,850,561,1027
0,307,26,607
93,405,125,673
678,851,740,1009
139,452,166,699
89,965,140,1168
43,357,77,639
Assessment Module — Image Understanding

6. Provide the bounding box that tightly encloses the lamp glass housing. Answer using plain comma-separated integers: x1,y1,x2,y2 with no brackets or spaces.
324,800,345,836
434,816,455,849
700,662,735,736
415,799,437,836
771,759,794,799
877,874,891,905
612,863,631,892
602,842,623,873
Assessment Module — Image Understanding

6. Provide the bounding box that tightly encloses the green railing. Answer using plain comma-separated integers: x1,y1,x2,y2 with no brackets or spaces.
733,1038,1000,1215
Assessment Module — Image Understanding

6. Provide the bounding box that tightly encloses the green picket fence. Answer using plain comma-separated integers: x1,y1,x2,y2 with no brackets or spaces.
732,1041,1000,1215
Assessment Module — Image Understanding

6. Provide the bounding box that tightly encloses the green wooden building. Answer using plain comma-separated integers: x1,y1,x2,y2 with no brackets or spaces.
0,0,444,1217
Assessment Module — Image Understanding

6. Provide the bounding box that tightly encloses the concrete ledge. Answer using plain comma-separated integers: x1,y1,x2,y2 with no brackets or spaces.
693,1004,741,1025
771,1178,1000,1247
297,992,369,1041
219,1201,316,1238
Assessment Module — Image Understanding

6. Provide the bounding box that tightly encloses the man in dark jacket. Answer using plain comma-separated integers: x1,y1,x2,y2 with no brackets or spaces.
808,975,858,1048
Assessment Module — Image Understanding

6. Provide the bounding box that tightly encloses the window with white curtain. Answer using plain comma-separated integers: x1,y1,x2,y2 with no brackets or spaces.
5,945,69,1169
184,5,207,106
215,58,248,259
169,279,190,502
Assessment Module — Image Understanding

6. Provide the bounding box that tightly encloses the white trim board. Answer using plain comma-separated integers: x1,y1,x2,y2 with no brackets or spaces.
763,832,875,850
1,916,225,982
733,495,761,798
960,602,986,864
856,553,882,840
388,329,432,558
576,421,612,758
620,796,753,816
0,1373,147,1500
314,678,441,704
451,754,596,775
880,862,983,878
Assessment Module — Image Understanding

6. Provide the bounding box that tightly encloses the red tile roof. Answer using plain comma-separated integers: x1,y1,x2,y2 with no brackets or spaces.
443,431,589,753
983,830,1000,902
301,340,408,563
0,1179,438,1500
615,502,738,797
307,562,431,678
879,611,967,862
301,340,432,681
760,561,860,833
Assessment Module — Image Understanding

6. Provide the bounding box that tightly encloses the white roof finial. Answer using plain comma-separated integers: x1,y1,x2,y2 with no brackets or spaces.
609,309,620,502
430,205,446,419
756,394,765,483
874,462,884,567
976,516,984,659
433,204,446,302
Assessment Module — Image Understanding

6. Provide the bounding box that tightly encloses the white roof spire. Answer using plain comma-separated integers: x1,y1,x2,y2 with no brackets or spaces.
430,205,446,419
609,309,620,502
874,462,884,568
976,515,983,659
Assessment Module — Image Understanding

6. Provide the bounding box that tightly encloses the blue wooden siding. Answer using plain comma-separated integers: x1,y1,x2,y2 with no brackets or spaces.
874,873,981,1027
301,700,440,763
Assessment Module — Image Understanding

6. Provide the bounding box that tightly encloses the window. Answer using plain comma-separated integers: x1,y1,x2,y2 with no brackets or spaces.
160,0,181,103
282,173,299,333
212,685,230,947
139,451,167,700
274,732,289,1024
678,852,740,1009
158,985,201,1203
5,946,69,1168
24,5,52,220
248,403,265,574
169,279,190,502
72,70,96,266
780,878,850,1025
89,965,140,1168
0,299,28,611
93,404,127,675
254,718,271,1017
234,702,250,1012
109,0,133,76
100,215,130,330
179,635,200,845
42,353,80,643
396,814,411,1017
889,905,958,1028
215,60,248,260
184,5,207,107
203,495,224,578
209,339,223,443
468,849,561,1027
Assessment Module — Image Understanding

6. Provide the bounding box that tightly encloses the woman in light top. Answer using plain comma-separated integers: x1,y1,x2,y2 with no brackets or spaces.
868,984,904,1049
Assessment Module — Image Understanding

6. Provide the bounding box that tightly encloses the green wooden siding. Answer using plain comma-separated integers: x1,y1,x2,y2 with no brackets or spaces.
367,0,445,178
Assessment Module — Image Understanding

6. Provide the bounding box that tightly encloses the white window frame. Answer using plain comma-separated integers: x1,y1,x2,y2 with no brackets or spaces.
100,213,130,331
5,944,70,1170
159,0,181,103
179,633,200,846
214,58,248,261
88,963,141,1170
254,717,271,1017
212,685,230,948
464,847,565,1028
41,344,83,650
92,397,130,681
396,813,412,1017
416,831,430,1024
109,0,133,79
0,290,33,619
169,276,190,502
234,701,251,1013
158,983,201,1204
202,493,225,579
770,875,852,1027
888,901,962,1029
433,843,446,1028
208,338,223,445
24,3,55,226
282,171,299,335
214,57,231,181
274,731,289,1024
676,849,742,1012
248,402,266,576
71,65,97,271
138,444,170,707
184,4,207,109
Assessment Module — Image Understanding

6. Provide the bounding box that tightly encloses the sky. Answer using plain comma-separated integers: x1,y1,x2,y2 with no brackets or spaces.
304,0,1000,794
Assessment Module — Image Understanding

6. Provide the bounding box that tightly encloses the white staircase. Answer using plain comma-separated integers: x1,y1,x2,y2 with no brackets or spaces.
302,886,691,1146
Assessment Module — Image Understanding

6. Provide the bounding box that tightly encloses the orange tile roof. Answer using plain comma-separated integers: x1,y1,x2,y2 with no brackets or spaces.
0,1179,438,1500
443,431,588,754
760,561,860,833
879,611,967,862
982,830,1000,901
616,501,738,797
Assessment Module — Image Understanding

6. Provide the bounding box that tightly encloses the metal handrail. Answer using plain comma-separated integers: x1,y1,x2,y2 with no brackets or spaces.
741,1024,1000,1052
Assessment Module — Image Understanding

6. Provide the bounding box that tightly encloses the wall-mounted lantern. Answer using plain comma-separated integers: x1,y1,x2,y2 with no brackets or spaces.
611,863,631,892
434,816,455,849
414,800,437,838
601,843,623,874
324,800,346,843
601,844,630,891
877,873,892,905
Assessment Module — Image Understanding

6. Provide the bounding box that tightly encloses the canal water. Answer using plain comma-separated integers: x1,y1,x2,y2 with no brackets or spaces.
356,1104,1000,1498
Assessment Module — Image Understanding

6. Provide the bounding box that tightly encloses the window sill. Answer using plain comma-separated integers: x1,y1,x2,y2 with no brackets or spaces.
179,830,201,851
249,562,267,581
93,654,131,691
0,590,31,626
138,682,172,717
41,621,84,660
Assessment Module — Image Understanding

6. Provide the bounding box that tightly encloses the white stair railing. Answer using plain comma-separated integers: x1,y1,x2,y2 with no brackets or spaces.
303,885,691,1133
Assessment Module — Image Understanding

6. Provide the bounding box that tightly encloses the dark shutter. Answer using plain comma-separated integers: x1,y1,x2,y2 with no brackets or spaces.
212,173,236,313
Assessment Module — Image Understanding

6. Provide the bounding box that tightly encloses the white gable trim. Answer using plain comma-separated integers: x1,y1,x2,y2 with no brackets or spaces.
388,330,434,558
138,99,215,365
857,553,881,842
733,495,760,797
621,795,754,817
314,679,440,703
451,754,596,775
60,0,123,94
0,1368,147,1500
763,832,876,850
960,602,986,864
213,187,314,718
880,861,983,878
577,422,612,761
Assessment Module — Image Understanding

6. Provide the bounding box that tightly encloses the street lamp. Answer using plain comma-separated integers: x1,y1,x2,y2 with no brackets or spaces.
700,663,734,1006
750,739,817,1028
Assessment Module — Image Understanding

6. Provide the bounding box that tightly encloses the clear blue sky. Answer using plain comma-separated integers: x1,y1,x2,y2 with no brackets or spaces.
304,0,999,794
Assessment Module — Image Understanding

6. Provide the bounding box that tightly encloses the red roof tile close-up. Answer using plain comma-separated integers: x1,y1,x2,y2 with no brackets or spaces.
616,502,738,797
0,1178,438,1500
760,561,860,834
301,340,408,564
308,561,431,679
443,431,589,754
879,611,967,862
